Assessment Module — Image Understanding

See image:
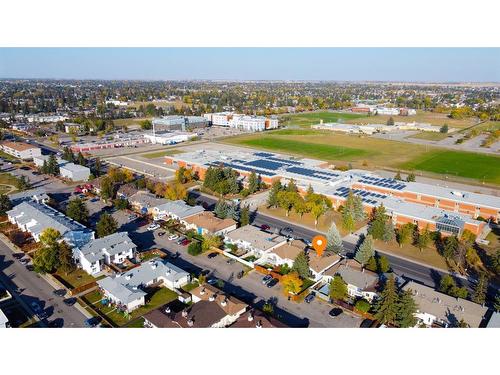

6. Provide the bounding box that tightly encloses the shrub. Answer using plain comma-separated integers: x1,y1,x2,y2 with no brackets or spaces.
355,299,371,313
187,241,202,256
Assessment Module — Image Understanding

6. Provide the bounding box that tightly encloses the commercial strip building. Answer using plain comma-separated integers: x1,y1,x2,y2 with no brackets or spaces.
402,281,488,328
152,115,208,131
75,232,137,275
203,112,279,132
350,105,417,116
165,149,498,237
97,259,190,312
7,201,95,248
143,131,197,145
0,141,41,160
59,162,91,181
312,121,448,134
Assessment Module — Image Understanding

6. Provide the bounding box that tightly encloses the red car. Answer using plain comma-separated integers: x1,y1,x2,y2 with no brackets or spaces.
260,224,270,231
181,239,191,246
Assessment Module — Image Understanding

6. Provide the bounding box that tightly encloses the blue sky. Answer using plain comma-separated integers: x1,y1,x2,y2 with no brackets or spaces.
0,48,498,82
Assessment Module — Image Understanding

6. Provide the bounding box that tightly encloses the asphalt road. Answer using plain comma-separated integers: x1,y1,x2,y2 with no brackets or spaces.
190,191,477,293
0,240,87,328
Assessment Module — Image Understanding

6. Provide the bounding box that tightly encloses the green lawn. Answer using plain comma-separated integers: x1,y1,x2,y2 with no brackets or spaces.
140,149,184,159
280,111,368,127
53,268,98,289
0,172,20,193
0,150,18,162
237,137,372,161
181,281,199,292
401,150,500,184
83,287,178,327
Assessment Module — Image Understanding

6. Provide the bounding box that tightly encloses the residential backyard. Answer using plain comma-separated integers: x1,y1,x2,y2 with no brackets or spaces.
82,287,178,327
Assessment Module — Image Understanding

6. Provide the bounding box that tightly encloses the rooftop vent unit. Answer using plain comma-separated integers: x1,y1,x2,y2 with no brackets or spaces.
126,275,132,280
187,319,194,327
200,288,206,295
247,313,254,322
209,295,216,302
256,320,263,328
181,310,188,318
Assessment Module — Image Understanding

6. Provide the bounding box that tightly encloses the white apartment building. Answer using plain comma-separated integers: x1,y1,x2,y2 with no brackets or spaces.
59,163,91,181
204,112,279,131
0,141,41,160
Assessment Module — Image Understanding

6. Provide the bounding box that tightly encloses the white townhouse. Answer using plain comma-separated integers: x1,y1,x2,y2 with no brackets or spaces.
224,225,287,258
75,232,137,275
97,259,190,312
152,199,204,222
7,201,94,248
0,141,41,160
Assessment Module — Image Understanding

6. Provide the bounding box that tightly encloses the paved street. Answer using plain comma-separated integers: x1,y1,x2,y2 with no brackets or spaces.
0,240,88,327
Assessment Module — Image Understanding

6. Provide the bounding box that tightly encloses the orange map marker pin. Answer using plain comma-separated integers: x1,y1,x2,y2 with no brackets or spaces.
312,235,327,257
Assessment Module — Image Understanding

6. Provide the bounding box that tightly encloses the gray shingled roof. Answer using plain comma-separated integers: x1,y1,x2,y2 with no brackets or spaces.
79,232,136,263
154,200,204,219
9,188,49,205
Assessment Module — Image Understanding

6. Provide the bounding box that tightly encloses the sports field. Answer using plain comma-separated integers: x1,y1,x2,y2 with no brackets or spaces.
407,131,450,141
345,110,478,129
223,129,500,185
401,150,500,184
280,111,368,127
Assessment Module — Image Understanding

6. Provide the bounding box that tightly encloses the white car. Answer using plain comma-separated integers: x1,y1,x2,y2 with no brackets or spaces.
147,223,160,231
168,234,179,241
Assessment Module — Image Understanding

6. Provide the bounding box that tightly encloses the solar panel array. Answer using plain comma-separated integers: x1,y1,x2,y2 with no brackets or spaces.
254,152,274,157
205,161,276,177
333,187,387,205
286,166,340,181
245,159,286,171
359,176,406,190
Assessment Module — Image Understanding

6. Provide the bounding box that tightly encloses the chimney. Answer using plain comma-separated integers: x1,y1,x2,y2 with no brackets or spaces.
187,319,194,327
221,298,227,307
200,287,206,295
164,306,171,314
247,313,254,322
181,310,188,318
256,320,262,328
209,294,216,302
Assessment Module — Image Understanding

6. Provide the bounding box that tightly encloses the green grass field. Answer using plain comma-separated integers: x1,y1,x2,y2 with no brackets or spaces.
140,149,184,159
407,131,450,141
401,150,500,184
280,111,368,127
238,137,372,160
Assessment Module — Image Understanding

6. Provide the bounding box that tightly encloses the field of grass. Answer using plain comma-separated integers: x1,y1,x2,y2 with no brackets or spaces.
236,137,373,161
401,150,500,184
0,173,19,194
53,268,98,289
407,131,450,141
280,111,368,127
140,149,184,159
345,110,478,129
0,150,18,161
224,129,500,185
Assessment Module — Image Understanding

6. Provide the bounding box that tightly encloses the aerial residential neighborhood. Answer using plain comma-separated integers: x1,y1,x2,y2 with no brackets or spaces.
0,49,499,336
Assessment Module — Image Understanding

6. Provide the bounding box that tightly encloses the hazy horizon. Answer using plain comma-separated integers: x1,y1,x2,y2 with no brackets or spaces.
1,48,499,82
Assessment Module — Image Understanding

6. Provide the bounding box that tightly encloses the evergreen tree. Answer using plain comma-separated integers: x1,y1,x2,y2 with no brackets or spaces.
94,157,102,177
66,197,89,225
396,290,418,328
247,171,259,194
47,154,60,175
239,205,250,226
374,275,399,326
382,220,395,243
394,171,402,181
341,209,355,234
387,116,395,126
77,152,86,166
352,195,365,222
305,184,314,199
226,203,238,221
329,274,348,301
326,222,343,254
0,194,12,215
15,175,31,191
96,213,118,238
365,256,378,272
406,173,416,182
443,235,458,259
368,205,388,240
378,255,391,273
472,273,488,305
267,180,282,207
214,199,229,219
396,223,414,247
100,176,114,201
355,235,375,266
292,252,310,279
416,226,432,251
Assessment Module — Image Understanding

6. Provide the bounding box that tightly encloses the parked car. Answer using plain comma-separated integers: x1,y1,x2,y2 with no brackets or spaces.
168,234,179,241
360,319,375,328
63,298,76,306
147,223,160,231
84,317,102,328
128,214,137,220
236,270,244,279
260,224,270,231
304,293,315,303
328,308,343,318
25,264,34,271
180,239,191,246
157,231,166,237
48,319,64,328
262,275,273,284
207,277,218,285
281,227,294,236
207,252,218,259
19,258,29,265
52,289,67,297
30,301,42,314
176,236,186,245
226,258,236,264
13,253,25,259
266,278,279,288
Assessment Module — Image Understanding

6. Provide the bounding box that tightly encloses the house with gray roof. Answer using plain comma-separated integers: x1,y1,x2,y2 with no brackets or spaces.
97,259,190,312
224,225,287,258
321,259,379,302
7,201,94,248
402,281,489,328
75,232,137,275
128,191,168,215
152,199,204,222
8,188,50,206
